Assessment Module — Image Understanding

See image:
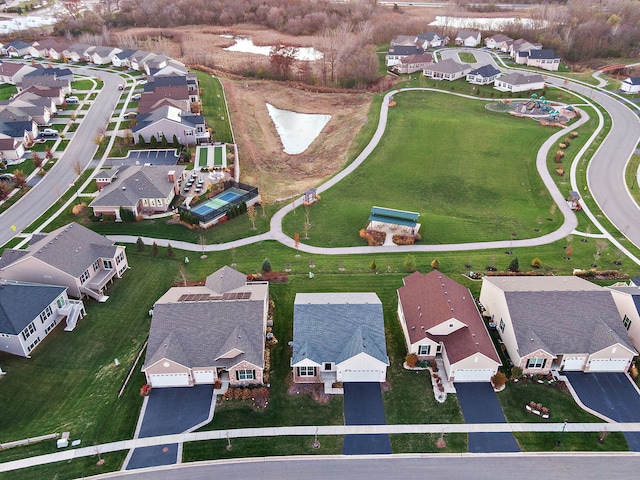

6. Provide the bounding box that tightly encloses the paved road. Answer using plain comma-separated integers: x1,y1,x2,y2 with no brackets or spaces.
78,455,640,480
0,66,122,246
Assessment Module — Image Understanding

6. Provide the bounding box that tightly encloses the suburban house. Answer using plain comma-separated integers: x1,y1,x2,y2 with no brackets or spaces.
142,266,269,388
494,72,545,93
0,281,86,357
20,67,74,93
18,85,66,106
485,34,513,51
510,39,542,59
90,165,185,219
291,292,389,388
0,118,38,146
607,283,640,351
137,86,192,114
479,276,636,374
2,40,31,58
393,53,434,74
455,30,481,47
145,74,200,103
390,35,418,47
111,49,138,69
129,50,156,73
0,94,57,126
90,46,122,65
0,62,37,85
0,137,25,161
397,271,501,382
132,105,209,145
386,45,425,67
27,38,70,60
526,49,561,71
620,77,640,93
63,43,94,63
423,58,472,81
466,64,501,85
150,59,188,77
0,222,129,301
415,32,449,49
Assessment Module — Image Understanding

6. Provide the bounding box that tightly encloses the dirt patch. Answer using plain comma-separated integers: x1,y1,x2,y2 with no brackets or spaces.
223,78,371,201
288,378,333,404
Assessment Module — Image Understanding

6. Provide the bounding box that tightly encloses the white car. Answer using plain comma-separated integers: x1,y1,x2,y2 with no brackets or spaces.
131,93,141,100
138,79,148,85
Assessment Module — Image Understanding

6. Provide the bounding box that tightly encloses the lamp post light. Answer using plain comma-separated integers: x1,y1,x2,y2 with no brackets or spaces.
556,419,568,447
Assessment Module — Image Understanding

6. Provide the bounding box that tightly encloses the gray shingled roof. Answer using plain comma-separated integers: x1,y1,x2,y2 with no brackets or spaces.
498,72,545,86
528,49,559,60
505,290,634,356
292,293,389,366
425,58,471,74
468,64,501,78
0,281,66,335
89,165,185,208
144,297,265,370
204,265,247,293
0,223,118,277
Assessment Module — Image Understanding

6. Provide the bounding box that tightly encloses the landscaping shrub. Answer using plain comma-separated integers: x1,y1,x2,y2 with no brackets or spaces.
71,202,86,215
511,366,523,380
508,257,520,272
531,258,542,268
554,151,565,162
166,244,174,257
261,258,272,273
119,206,136,222
151,242,159,257
570,131,579,138
559,143,567,149
136,237,145,252
491,371,507,389
370,259,377,270
359,228,385,246
404,254,416,271
405,353,418,368
430,258,440,269
392,234,418,245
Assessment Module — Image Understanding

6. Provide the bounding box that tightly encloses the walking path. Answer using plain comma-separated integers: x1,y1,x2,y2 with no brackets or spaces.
3,421,640,473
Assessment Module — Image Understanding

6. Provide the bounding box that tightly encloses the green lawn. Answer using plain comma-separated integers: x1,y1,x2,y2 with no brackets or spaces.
71,79,95,90
197,146,208,167
283,90,565,247
194,70,233,144
0,83,17,100
458,52,476,63
625,153,640,206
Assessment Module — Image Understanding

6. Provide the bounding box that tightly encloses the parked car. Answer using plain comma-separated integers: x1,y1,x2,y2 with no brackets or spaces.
131,93,141,100
65,96,79,104
40,128,58,137
137,79,148,85
122,112,137,119
118,84,124,90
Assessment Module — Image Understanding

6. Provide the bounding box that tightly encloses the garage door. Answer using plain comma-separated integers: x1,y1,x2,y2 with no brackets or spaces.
341,370,383,382
453,369,494,382
589,358,630,372
193,370,214,384
149,373,190,387
563,357,587,370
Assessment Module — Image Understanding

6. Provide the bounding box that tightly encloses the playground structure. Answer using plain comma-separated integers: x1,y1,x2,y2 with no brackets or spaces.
506,93,578,124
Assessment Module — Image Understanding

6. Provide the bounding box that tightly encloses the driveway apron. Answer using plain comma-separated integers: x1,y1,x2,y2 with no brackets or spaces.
455,382,520,453
125,385,215,470
565,372,640,451
342,383,392,454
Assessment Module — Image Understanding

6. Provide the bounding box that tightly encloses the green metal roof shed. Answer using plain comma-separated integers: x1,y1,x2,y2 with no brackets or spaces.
369,206,419,227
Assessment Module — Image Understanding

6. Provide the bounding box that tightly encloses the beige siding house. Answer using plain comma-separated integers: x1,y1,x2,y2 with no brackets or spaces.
607,283,640,351
0,223,128,301
423,59,472,81
479,276,636,374
142,266,269,388
397,271,501,382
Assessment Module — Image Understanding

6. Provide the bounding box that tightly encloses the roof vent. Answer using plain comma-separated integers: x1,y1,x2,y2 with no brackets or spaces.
450,308,454,312
411,326,416,330
421,325,424,329
122,186,126,190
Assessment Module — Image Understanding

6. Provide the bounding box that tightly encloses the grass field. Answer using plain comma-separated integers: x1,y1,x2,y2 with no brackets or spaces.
197,146,208,167
283,90,564,247
194,70,233,144
0,83,17,100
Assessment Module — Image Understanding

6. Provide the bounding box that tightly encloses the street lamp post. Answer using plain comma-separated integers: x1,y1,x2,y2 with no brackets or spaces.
556,419,568,446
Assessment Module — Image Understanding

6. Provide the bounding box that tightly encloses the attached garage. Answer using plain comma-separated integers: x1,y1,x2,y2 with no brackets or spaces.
452,369,495,382
148,373,190,387
562,356,587,371
193,370,215,384
588,358,631,372
340,369,385,383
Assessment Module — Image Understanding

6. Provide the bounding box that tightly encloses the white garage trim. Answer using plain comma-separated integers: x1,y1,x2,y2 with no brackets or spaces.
562,357,587,371
193,370,215,384
340,369,384,383
588,358,631,372
452,369,494,382
149,372,190,387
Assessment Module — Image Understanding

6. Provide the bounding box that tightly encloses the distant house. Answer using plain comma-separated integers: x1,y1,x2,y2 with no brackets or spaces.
291,292,389,388
415,32,449,49
480,276,636,374
0,281,86,357
129,50,156,74
89,46,122,65
455,30,481,47
485,34,513,51
0,222,129,301
151,59,188,77
620,77,640,94
2,40,32,58
0,118,38,146
509,39,542,60
20,67,74,93
142,266,269,388
466,64,501,85
18,85,66,106
423,58,472,81
393,53,434,74
133,105,209,145
0,137,25,162
28,39,70,60
137,86,192,114
397,271,501,382
494,72,545,93
0,62,37,85
0,93,57,126
63,43,95,63
390,35,418,47
386,45,425,67
145,74,200,104
90,165,185,219
111,49,138,69
526,49,561,71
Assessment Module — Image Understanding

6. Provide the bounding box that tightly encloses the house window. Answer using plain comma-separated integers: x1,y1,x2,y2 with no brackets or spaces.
22,322,36,340
93,260,100,272
80,270,90,284
185,129,193,136
27,337,41,352
418,345,430,355
324,362,333,371
235,369,255,381
436,344,443,353
156,198,163,206
103,259,113,270
57,296,66,308
39,305,53,323
149,199,156,207
624,315,632,331
526,357,547,369
297,366,317,377
499,318,505,333
116,252,125,264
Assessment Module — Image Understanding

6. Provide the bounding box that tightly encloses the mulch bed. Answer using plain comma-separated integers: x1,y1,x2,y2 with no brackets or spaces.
287,377,333,405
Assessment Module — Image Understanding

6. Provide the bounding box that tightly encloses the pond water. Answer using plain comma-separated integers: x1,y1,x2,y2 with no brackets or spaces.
429,16,538,30
223,36,323,61
266,103,331,155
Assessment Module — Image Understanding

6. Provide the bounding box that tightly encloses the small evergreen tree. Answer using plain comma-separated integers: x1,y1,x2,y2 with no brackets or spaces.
136,237,145,252
166,243,174,257
431,258,440,269
172,135,180,148
138,134,145,145
508,257,520,272
261,258,272,273
150,136,158,148
151,242,159,257
404,254,416,272
370,259,377,270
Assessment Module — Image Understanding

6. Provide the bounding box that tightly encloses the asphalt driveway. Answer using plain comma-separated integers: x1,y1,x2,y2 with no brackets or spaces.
125,385,215,470
343,382,392,455
455,382,520,453
565,372,640,451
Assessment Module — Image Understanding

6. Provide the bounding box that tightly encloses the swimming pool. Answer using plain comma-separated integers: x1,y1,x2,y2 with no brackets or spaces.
190,188,244,217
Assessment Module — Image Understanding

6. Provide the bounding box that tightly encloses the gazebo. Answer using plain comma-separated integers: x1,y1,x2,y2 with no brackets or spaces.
368,206,420,235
